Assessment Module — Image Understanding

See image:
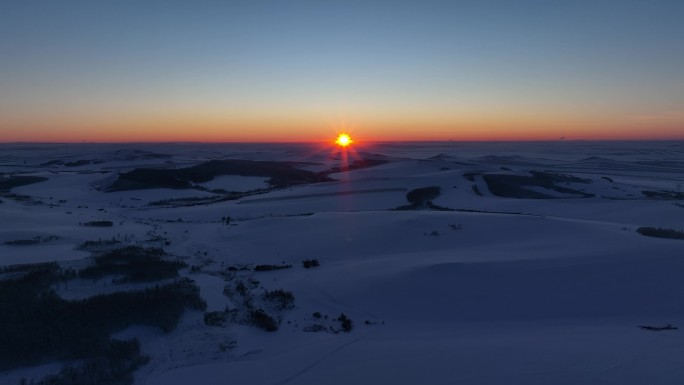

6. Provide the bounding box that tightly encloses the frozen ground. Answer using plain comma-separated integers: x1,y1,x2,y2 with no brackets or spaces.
1,141,684,384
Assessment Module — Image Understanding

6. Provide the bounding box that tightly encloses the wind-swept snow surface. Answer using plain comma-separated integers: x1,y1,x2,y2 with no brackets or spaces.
1,141,684,385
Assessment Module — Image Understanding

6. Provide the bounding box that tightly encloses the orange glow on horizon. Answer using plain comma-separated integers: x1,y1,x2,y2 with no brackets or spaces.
1,114,683,143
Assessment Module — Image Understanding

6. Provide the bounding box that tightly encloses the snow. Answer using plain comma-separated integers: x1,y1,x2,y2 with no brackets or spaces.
1,141,684,385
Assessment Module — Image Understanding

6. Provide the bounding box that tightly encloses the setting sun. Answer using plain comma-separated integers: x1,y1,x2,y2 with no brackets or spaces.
335,134,353,147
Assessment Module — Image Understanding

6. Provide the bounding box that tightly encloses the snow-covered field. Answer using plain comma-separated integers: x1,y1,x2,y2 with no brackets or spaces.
1,141,684,384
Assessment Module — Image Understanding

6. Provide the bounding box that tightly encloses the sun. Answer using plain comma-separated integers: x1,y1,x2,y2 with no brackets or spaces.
335,133,353,147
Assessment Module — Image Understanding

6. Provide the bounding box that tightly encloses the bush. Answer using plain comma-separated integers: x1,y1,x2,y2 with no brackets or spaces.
636,227,684,240
303,324,327,333
642,190,684,200
81,221,114,227
302,259,320,268
4,236,59,246
254,264,292,272
76,239,121,250
204,311,228,327
338,313,353,332
263,289,295,310
249,309,278,332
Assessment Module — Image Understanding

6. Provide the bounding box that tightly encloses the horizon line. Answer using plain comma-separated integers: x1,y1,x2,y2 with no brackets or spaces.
1,138,684,145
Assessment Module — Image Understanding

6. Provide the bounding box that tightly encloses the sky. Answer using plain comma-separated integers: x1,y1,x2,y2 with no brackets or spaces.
0,0,683,142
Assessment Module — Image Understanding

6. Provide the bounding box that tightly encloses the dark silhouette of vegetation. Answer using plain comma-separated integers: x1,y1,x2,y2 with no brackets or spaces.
107,159,332,192
0,261,205,371
302,259,320,268
40,160,64,166
529,171,591,184
0,192,38,204
338,313,353,332
303,324,327,332
395,186,445,210
76,239,122,251
639,324,678,331
4,236,59,246
81,220,114,227
249,309,278,332
642,190,684,200
64,159,103,167
148,195,222,206
204,311,229,327
254,264,292,272
483,172,594,199
78,246,186,283
263,289,295,310
636,227,684,240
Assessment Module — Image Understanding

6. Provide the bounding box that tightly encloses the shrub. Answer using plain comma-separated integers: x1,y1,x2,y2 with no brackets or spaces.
4,238,40,246
249,309,278,332
254,264,292,272
302,259,320,268
4,236,59,246
642,190,684,200
81,221,114,227
76,239,121,250
636,227,684,240
263,289,295,310
204,311,228,327
303,324,327,333
338,313,353,332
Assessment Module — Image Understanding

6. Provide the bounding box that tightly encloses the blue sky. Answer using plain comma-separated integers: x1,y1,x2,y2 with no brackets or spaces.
1,0,682,141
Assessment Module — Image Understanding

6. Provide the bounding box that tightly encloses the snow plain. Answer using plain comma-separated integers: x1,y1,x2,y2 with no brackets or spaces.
1,141,684,385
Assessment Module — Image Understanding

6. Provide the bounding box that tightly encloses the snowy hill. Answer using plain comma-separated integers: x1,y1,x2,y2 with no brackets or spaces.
1,141,684,385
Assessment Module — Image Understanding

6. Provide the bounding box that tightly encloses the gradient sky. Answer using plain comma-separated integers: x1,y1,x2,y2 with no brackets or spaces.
1,0,683,142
